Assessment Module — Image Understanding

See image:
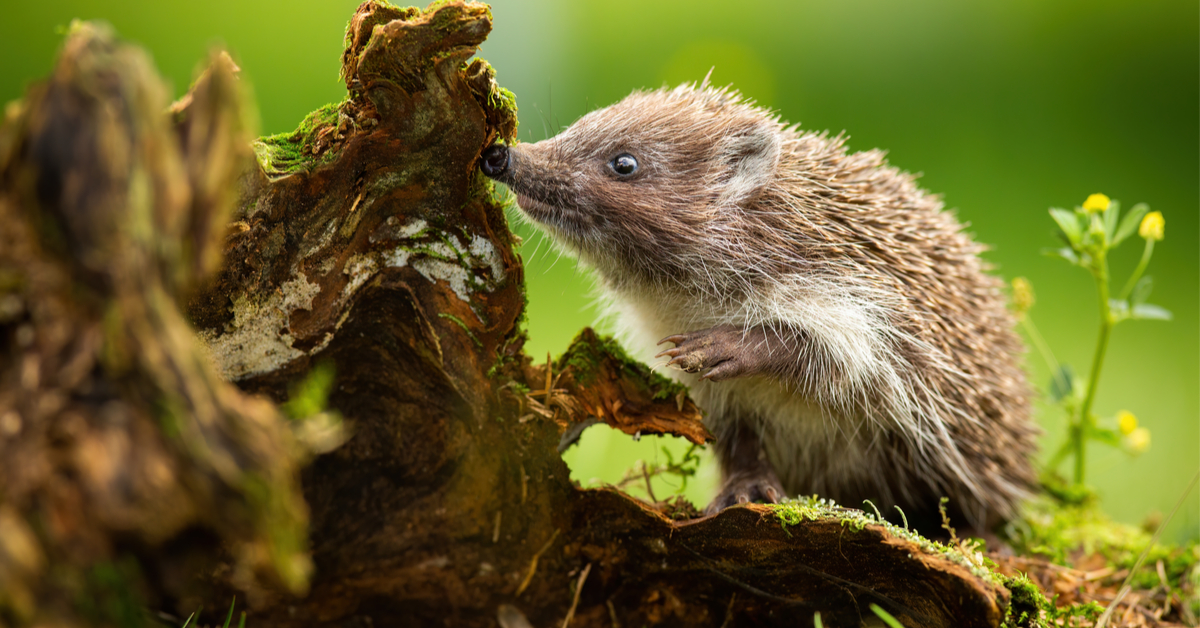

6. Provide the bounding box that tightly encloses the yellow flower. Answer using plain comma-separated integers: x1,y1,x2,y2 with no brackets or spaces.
1082,193,1110,213
1011,277,1034,315
1125,427,1151,454
1117,410,1137,435
1139,211,1164,241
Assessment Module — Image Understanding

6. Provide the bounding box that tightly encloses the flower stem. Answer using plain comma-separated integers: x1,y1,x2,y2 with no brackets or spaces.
1075,253,1113,485
1020,315,1060,376
1119,238,1155,302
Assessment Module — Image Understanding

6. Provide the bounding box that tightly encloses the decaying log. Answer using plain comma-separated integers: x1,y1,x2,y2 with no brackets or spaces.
0,21,308,627
0,3,1015,627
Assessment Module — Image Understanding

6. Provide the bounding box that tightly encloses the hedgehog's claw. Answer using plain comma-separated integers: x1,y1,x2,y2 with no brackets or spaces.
657,332,715,374
657,334,688,346
666,353,706,374
701,358,744,381
705,467,787,515
658,326,751,379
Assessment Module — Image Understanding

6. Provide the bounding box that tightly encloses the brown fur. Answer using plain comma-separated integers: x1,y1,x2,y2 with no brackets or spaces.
484,82,1038,532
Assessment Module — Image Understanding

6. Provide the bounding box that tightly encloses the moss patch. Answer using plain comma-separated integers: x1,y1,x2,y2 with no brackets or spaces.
998,573,1104,628
999,494,1198,625
464,58,517,142
1000,574,1047,628
771,497,998,583
557,330,689,402
253,101,345,177
1007,494,1199,592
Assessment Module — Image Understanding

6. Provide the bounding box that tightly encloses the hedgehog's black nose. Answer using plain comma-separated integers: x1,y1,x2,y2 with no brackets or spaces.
479,144,509,178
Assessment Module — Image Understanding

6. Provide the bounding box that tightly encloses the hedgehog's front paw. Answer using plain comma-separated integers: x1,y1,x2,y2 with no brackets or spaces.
656,324,761,381
704,466,787,515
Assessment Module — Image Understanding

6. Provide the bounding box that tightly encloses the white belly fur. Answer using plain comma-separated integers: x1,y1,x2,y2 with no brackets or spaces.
601,285,891,502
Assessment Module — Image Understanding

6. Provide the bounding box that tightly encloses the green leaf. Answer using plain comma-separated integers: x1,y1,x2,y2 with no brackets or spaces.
1049,364,1075,402
1043,246,1079,265
1113,203,1150,246
1049,208,1082,246
1086,425,1122,446
1102,198,1120,243
1131,303,1172,321
1131,275,1153,306
223,598,237,628
813,612,824,628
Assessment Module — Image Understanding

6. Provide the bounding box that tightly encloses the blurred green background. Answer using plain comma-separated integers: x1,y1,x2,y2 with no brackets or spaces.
3,1,1195,541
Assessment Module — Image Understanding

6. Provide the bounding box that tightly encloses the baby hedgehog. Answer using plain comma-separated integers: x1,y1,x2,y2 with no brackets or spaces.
480,81,1038,533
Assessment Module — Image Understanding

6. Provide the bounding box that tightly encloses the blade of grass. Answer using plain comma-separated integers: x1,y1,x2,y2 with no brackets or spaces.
223,597,236,628
870,603,905,628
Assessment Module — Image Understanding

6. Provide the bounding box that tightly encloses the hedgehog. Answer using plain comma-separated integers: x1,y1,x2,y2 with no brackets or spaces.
479,80,1038,534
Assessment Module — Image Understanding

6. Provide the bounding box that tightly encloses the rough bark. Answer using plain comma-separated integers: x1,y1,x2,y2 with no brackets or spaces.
0,3,1015,627
0,21,309,627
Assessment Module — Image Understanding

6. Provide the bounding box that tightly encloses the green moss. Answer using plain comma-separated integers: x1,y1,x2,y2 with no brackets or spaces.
992,495,1200,626
462,58,518,142
489,85,517,115
772,496,1000,583
556,331,689,403
425,0,492,27
775,496,885,535
487,82,518,141
998,573,1104,628
438,312,483,348
1001,574,1046,628
253,101,344,177
282,361,336,420
1006,494,1199,591
343,2,417,52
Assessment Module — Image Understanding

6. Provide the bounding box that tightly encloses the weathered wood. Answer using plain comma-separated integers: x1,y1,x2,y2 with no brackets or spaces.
531,327,712,451
0,21,308,627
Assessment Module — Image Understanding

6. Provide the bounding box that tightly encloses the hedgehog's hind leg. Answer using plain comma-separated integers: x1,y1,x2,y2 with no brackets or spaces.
704,419,787,515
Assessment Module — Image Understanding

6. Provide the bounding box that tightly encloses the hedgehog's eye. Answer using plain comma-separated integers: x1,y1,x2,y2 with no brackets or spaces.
610,153,638,176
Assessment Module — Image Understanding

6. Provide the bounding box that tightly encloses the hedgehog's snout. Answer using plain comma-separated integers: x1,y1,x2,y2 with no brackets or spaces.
479,144,509,178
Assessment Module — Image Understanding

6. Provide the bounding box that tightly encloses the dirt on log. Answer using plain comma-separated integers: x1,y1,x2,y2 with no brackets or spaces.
0,3,1013,627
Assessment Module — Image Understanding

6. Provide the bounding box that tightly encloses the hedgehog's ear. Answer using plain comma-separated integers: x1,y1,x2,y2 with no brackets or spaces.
717,121,781,208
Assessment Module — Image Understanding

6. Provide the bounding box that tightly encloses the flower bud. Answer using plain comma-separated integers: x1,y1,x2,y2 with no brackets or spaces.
1011,277,1034,315
1117,410,1137,435
1082,193,1110,213
1139,211,1164,241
